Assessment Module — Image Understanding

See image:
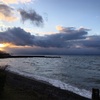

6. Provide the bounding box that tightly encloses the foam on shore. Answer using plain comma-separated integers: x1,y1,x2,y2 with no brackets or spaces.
6,66,91,99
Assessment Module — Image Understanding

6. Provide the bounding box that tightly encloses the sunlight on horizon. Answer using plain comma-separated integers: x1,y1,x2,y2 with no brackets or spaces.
0,43,14,51
0,44,5,48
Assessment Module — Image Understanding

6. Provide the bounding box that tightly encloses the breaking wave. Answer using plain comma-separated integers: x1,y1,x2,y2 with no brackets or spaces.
6,66,91,99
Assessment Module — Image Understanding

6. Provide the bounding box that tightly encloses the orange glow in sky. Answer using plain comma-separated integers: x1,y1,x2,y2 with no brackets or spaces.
0,43,14,51
0,43,33,51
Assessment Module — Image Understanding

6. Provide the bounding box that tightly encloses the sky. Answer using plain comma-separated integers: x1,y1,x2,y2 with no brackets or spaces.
0,0,100,55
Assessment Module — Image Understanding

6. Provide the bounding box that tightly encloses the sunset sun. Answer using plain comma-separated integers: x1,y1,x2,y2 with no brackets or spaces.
0,43,13,51
0,44,5,48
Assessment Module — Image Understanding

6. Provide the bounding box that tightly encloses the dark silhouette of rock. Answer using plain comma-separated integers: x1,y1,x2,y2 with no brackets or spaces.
0,51,11,58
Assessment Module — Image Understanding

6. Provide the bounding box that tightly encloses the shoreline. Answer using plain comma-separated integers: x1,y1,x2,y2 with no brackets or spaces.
0,68,91,100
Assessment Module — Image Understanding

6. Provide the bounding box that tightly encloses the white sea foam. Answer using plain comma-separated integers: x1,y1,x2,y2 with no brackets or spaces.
6,66,91,99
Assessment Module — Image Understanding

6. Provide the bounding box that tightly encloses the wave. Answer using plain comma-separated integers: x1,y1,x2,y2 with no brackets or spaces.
6,66,91,99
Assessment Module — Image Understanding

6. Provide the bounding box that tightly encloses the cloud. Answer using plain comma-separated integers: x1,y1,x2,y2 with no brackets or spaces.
0,4,43,26
0,4,14,16
5,45,100,55
56,26,75,32
54,26,88,40
1,0,32,4
0,27,100,55
0,27,35,46
79,36,100,48
19,9,44,27
56,26,90,33
5,46,64,55
0,26,90,48
0,4,17,21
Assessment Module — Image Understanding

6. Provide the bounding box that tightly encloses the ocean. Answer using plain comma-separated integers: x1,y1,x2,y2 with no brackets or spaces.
0,55,100,98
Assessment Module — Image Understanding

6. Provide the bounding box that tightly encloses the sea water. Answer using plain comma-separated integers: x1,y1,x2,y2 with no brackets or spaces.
0,55,100,98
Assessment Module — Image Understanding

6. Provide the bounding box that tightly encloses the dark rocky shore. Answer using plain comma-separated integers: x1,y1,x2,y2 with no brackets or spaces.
0,68,91,100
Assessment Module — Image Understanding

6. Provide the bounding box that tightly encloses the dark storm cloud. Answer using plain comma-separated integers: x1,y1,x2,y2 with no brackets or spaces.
35,27,88,48
55,26,89,43
19,9,44,26
7,45,100,55
1,27,100,54
0,27,90,48
7,47,67,55
0,27,35,46
0,4,14,17
77,36,100,48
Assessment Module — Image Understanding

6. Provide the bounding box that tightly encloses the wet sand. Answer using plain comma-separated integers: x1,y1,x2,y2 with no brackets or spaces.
0,69,91,100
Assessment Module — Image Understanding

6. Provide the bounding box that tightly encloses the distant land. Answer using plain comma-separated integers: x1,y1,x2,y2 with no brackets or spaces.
0,51,11,58
0,50,100,59
0,51,61,58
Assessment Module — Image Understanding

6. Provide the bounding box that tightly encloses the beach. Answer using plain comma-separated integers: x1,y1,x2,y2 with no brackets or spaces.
0,68,90,100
